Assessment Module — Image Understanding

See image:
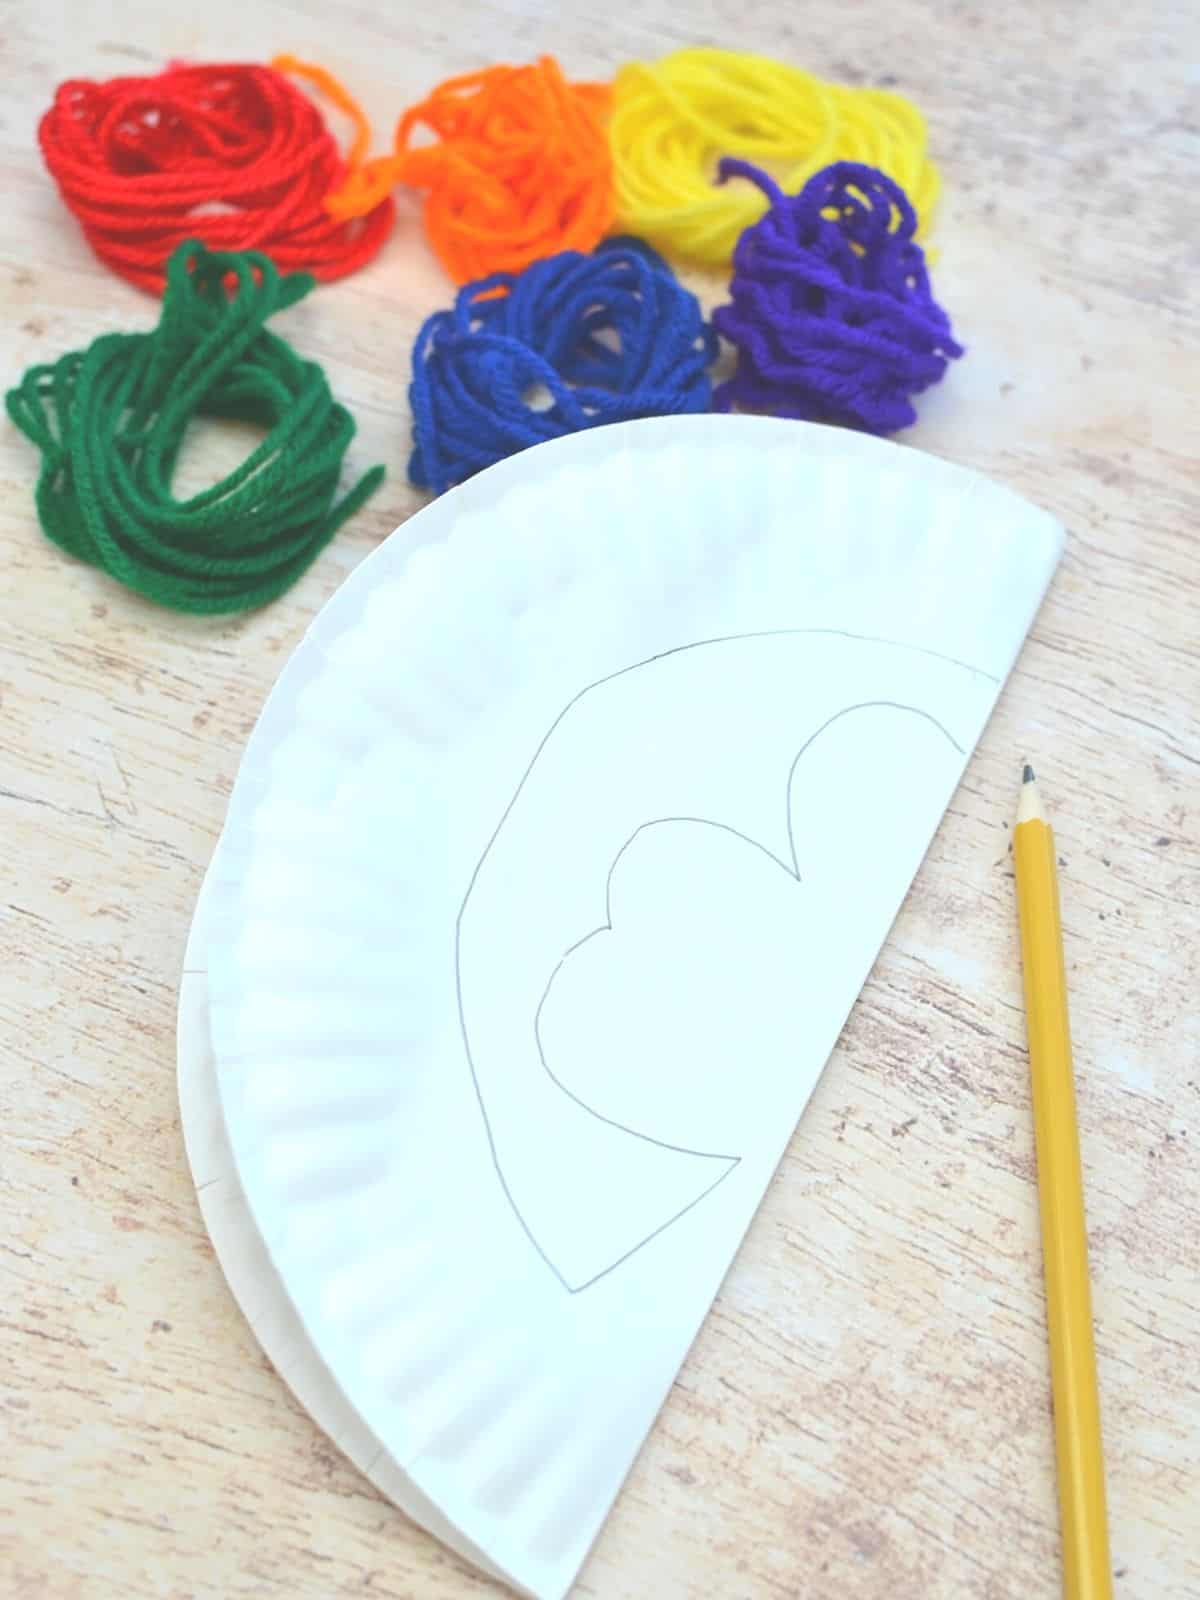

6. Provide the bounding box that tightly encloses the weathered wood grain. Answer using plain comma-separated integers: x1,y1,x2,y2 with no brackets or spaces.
1,2,1197,1597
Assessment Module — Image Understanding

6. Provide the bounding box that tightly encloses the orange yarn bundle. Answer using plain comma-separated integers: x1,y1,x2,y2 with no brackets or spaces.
300,56,613,283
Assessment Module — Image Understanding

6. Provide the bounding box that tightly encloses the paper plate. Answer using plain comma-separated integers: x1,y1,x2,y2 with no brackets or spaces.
198,415,1063,1599
177,865,513,1589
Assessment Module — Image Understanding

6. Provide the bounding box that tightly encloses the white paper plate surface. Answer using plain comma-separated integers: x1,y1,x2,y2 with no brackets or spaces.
197,415,1063,1599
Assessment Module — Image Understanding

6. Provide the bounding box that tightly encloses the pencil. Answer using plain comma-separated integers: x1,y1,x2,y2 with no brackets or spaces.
1014,765,1113,1600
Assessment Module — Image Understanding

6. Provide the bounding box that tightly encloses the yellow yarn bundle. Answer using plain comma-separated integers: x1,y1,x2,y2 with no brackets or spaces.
610,48,941,267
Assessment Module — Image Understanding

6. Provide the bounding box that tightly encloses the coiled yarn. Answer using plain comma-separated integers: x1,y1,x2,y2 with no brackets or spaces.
38,61,394,294
409,237,718,494
712,161,962,434
611,47,940,268
317,57,613,283
6,241,384,613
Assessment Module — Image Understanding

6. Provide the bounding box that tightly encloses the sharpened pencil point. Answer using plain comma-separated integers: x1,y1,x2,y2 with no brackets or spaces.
1023,763,1035,784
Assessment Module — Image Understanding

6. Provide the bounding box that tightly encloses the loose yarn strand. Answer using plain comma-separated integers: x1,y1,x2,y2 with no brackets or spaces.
272,53,375,170
7,241,384,613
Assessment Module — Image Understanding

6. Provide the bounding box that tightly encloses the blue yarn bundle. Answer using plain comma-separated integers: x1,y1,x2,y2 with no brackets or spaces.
408,237,718,494
712,159,963,434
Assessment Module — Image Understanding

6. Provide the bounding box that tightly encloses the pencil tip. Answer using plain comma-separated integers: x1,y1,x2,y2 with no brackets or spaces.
1023,763,1035,784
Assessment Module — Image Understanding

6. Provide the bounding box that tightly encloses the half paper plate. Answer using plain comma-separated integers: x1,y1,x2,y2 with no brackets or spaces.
193,415,1063,1599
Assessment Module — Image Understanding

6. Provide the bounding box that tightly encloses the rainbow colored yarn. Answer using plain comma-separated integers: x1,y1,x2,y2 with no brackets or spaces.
712,161,962,434
27,45,965,549
408,238,718,494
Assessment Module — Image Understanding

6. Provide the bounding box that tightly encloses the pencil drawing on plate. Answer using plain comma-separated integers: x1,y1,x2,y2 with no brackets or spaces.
455,630,989,1292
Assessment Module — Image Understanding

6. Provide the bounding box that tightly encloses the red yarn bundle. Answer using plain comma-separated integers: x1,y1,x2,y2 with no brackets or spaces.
38,61,394,294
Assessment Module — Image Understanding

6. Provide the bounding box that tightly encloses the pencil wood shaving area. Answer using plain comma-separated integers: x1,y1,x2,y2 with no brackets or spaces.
1,5,1197,1600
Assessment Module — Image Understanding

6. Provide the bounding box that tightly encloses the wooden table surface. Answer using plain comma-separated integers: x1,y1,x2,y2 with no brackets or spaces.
2,3,1197,1597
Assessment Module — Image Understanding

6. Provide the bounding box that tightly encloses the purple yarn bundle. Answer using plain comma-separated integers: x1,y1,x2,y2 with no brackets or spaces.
712,159,963,434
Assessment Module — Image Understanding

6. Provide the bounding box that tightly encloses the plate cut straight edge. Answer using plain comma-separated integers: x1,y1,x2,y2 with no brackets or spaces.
179,415,1064,1600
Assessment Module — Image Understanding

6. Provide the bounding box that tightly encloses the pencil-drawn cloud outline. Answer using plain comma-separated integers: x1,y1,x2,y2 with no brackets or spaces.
455,632,976,1291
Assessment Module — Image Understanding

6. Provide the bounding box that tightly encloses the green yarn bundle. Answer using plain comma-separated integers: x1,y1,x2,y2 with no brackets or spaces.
6,241,383,614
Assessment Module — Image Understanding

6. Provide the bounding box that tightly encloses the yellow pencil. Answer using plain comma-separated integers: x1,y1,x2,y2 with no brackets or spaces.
1014,765,1113,1600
